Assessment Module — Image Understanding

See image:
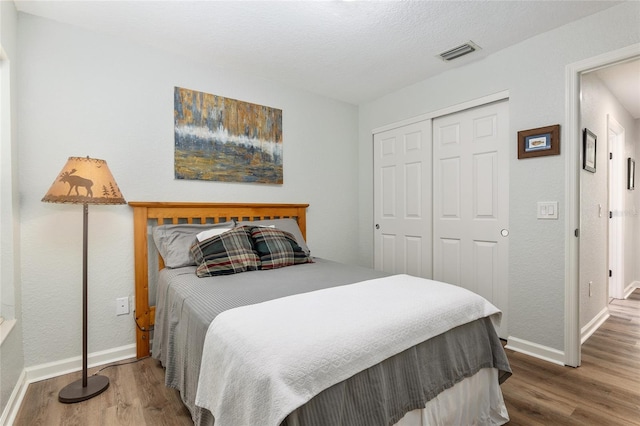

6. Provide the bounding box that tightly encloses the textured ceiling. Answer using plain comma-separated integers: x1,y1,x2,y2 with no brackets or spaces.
15,0,622,104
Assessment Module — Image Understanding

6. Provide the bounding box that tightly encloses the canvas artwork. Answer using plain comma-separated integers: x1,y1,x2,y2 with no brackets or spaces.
174,87,283,184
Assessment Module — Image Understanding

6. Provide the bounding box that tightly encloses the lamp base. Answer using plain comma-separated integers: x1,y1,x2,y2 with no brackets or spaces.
58,375,109,403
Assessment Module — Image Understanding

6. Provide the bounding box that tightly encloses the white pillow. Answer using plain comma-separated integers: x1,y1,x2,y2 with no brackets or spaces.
196,227,233,242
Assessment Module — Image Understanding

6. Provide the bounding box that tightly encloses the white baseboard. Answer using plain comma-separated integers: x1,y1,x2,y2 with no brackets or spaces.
624,281,640,299
1,344,136,425
581,306,610,344
0,369,27,426
25,343,136,383
505,336,566,366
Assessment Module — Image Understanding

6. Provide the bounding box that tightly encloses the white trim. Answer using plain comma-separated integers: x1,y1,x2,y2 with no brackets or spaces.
0,343,136,425
0,369,27,426
565,57,582,368
505,336,566,366
624,281,640,299
564,43,640,368
0,318,16,346
371,90,509,134
607,115,625,300
581,307,610,344
25,343,136,383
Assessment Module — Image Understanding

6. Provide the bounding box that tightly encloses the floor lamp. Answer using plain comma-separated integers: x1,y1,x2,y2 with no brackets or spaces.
42,156,126,403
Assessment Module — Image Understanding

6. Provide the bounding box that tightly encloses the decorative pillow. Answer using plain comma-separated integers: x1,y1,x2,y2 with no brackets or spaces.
191,226,261,277
152,221,235,268
250,226,313,270
236,218,310,255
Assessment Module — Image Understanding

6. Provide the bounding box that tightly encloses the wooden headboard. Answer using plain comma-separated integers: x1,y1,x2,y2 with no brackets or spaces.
129,202,309,358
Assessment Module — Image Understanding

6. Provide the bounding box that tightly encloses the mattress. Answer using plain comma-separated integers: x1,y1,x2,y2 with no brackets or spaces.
152,258,511,425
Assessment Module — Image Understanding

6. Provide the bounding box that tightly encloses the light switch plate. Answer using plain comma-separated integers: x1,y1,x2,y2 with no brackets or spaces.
537,201,558,219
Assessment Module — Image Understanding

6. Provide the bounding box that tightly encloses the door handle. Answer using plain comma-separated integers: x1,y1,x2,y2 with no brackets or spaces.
500,229,509,237
375,224,380,230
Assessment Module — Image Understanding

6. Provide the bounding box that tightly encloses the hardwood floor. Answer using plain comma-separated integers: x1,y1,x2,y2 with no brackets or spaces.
14,289,639,425
502,289,640,425
14,357,192,426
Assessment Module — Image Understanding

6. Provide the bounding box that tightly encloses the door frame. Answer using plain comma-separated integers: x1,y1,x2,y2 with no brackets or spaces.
564,43,640,367
608,115,625,300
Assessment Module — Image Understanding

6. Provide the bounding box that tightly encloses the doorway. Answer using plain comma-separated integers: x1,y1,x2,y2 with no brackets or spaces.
565,44,640,367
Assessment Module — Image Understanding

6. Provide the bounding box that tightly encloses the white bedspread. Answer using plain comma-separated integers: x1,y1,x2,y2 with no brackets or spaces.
195,274,501,426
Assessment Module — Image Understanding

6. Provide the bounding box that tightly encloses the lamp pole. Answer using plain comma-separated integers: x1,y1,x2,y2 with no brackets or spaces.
58,203,110,403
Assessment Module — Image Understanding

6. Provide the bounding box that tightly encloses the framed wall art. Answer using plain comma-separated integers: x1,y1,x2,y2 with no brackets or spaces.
582,128,597,173
174,87,283,184
517,124,560,159
628,157,635,190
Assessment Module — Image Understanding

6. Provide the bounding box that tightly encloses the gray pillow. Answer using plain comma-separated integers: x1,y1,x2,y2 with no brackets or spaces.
152,221,235,268
235,218,310,255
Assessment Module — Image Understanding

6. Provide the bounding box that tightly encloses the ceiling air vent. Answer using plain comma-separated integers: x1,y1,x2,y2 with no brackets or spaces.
439,41,481,61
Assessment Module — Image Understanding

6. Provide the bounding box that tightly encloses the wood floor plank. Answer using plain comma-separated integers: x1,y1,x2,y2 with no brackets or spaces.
14,290,640,425
14,359,192,426
502,288,640,425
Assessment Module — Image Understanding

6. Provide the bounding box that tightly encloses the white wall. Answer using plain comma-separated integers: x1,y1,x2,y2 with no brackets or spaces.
580,71,639,328
358,2,640,353
18,13,360,367
0,0,24,417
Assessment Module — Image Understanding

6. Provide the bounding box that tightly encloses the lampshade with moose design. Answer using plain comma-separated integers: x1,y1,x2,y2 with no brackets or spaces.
42,156,125,205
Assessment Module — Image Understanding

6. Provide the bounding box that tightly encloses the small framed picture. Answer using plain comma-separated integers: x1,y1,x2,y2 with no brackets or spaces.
582,128,597,173
518,124,560,159
628,157,635,190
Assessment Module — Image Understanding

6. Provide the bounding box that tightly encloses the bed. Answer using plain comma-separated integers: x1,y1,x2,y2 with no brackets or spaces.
130,201,511,426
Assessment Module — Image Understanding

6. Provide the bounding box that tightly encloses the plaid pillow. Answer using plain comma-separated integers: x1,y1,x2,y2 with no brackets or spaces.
250,226,313,270
152,221,235,268
190,226,260,277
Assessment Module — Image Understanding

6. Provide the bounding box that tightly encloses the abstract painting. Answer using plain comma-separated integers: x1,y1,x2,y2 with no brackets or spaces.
174,87,283,184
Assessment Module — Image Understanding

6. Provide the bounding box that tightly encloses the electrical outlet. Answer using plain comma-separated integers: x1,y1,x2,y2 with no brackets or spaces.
116,297,130,316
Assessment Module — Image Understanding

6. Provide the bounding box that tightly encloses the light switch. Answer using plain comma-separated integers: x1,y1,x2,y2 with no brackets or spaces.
537,201,558,219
